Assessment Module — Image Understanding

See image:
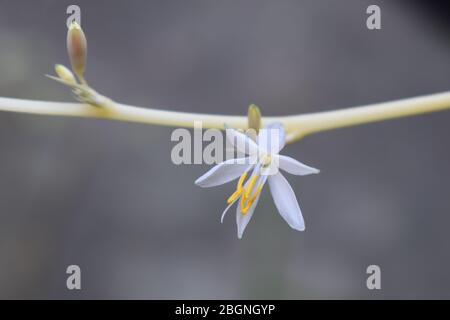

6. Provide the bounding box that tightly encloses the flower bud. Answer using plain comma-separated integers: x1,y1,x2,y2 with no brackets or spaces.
248,104,262,133
54,64,77,85
67,21,87,81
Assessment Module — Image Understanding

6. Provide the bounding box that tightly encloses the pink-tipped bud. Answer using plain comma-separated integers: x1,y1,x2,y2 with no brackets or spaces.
67,21,87,81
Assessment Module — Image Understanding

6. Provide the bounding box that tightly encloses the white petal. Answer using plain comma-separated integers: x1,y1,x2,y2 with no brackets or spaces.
268,172,305,231
195,158,253,188
225,127,259,155
236,193,261,239
257,122,285,154
235,175,268,238
278,155,320,176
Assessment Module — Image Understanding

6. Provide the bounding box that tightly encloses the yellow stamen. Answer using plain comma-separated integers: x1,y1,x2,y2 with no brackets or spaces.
226,172,247,204
244,175,258,198
237,172,248,189
227,189,241,204
240,175,258,212
240,189,247,211
226,171,264,214
241,183,264,214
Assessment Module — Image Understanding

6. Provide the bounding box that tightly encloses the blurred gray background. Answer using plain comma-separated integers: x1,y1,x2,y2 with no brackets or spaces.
0,0,449,299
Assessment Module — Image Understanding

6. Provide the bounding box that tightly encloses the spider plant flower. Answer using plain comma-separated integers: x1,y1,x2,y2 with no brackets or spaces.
195,123,319,238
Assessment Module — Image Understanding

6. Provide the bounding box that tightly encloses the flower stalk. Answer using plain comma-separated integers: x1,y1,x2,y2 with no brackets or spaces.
0,91,449,143
0,19,449,143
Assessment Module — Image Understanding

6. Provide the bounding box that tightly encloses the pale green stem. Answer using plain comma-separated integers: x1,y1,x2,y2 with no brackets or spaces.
0,91,449,143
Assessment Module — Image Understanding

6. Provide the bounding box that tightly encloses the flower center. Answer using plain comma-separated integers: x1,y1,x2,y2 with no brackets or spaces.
261,154,272,167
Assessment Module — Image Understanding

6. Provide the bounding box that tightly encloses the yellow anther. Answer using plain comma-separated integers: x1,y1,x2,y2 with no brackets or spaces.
240,190,247,211
227,189,242,204
241,183,264,214
226,172,264,214
237,172,247,190
244,175,258,198
226,172,248,204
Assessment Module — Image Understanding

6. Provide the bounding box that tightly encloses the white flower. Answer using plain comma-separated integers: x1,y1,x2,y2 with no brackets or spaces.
195,123,319,238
